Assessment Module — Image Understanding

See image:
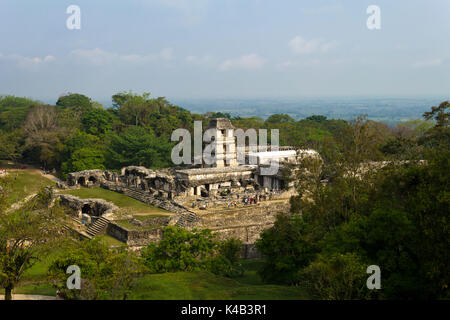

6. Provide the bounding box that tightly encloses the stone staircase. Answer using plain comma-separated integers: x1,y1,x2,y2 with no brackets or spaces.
122,188,147,199
100,181,201,229
101,181,192,214
71,216,83,224
63,216,92,239
175,212,199,227
86,216,109,237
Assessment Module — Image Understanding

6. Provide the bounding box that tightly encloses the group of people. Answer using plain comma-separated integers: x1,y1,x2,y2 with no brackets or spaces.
224,193,273,209
226,196,259,208
227,201,238,208
244,196,258,205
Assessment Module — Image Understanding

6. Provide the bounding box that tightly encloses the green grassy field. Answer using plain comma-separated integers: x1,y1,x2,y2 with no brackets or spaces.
94,234,127,247
60,187,170,215
129,271,308,300
114,216,166,230
13,283,56,296
9,258,308,300
238,259,267,285
0,170,56,206
115,219,160,230
134,214,169,220
20,249,65,283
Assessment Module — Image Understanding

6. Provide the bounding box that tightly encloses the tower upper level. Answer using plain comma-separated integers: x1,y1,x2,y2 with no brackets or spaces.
206,118,237,167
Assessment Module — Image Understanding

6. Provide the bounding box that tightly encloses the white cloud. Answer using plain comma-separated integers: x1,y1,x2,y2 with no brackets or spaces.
120,53,157,63
160,48,174,61
289,36,337,55
412,58,443,68
277,59,321,69
320,40,338,52
185,55,215,66
70,48,117,65
0,53,55,69
70,48,174,65
219,54,266,71
43,55,55,62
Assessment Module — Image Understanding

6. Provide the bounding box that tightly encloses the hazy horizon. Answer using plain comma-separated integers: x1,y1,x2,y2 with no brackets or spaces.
28,94,447,125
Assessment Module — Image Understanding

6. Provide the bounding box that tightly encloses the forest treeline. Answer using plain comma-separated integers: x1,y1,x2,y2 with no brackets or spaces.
0,92,439,179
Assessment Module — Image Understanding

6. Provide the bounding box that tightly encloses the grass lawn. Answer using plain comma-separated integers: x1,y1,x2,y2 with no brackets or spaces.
135,214,169,220
10,257,308,300
60,187,170,215
115,219,162,231
0,170,56,206
94,234,127,247
20,249,66,283
13,283,56,296
129,271,308,300
238,259,266,285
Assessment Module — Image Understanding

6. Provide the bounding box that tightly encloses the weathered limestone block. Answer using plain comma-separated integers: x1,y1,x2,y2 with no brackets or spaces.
106,222,163,246
129,216,170,228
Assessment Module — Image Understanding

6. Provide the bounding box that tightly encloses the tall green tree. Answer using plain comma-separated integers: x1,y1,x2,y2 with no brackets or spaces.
48,238,146,300
142,226,243,277
142,226,218,273
255,214,318,285
56,93,93,114
0,187,67,300
112,91,156,127
22,105,64,169
300,253,372,300
0,95,40,130
81,108,113,135
106,126,172,169
62,147,106,175
420,100,449,148
0,129,25,164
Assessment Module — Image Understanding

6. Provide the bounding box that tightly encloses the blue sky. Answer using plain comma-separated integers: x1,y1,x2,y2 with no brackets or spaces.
0,0,449,103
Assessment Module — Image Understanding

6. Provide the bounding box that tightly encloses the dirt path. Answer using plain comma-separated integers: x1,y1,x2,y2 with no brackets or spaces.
7,193,37,212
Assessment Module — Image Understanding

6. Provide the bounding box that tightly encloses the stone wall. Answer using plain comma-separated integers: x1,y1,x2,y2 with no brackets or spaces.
129,216,170,228
195,201,290,258
210,223,274,244
106,222,163,247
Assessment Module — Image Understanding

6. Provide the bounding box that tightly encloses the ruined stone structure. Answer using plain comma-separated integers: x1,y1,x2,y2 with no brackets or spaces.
67,169,105,188
58,194,118,222
67,119,313,204
63,119,318,255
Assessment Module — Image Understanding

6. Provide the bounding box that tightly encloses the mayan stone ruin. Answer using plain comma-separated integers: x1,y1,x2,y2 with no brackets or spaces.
59,119,318,256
